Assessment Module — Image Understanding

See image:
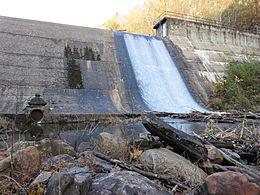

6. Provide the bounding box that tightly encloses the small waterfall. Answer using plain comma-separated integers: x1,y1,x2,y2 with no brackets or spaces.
122,33,207,113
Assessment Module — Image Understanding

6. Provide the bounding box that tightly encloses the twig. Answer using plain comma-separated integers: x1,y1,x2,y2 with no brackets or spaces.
0,174,27,194
240,119,245,139
93,151,189,191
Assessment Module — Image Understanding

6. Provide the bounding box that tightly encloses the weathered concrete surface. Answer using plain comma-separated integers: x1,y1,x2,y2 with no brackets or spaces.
166,18,260,103
0,15,126,114
3,15,259,115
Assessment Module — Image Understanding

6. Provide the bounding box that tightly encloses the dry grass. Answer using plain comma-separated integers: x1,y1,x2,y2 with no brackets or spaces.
203,119,259,141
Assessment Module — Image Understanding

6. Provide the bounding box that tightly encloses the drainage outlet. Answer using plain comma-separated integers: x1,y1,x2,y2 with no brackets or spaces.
30,109,44,122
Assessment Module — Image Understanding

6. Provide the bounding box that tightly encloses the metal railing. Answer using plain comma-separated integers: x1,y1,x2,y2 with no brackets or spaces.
154,11,260,34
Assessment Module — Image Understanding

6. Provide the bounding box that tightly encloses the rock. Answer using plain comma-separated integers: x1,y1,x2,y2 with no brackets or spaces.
95,132,130,160
77,142,95,153
42,154,75,171
0,149,7,161
29,171,53,195
91,171,171,195
78,151,113,172
38,139,76,160
220,148,240,161
205,144,223,164
199,160,214,175
194,171,260,195
131,133,163,150
7,139,76,161
13,146,41,182
46,167,92,195
7,141,35,154
30,171,53,187
0,156,11,172
139,148,207,187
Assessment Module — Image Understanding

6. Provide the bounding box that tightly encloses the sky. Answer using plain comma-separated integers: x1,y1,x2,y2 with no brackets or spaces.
0,0,146,27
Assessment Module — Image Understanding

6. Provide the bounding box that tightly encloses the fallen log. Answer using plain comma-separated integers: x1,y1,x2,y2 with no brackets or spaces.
93,151,189,191
142,114,208,161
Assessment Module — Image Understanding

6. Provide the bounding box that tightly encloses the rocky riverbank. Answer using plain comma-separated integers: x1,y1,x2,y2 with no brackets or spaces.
0,114,259,194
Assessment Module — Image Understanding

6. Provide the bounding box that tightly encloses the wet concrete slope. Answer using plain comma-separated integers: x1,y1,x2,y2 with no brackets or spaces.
114,32,149,113
116,32,207,113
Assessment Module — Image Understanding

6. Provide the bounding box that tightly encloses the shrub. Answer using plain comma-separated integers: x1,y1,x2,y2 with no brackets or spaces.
210,60,260,112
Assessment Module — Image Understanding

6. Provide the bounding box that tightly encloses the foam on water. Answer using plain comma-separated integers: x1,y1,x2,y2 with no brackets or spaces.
123,33,207,113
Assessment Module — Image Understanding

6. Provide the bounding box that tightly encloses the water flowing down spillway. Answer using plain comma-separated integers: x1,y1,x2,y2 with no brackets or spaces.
121,33,207,113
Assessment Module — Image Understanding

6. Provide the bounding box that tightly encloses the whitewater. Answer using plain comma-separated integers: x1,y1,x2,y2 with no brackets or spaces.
123,33,207,113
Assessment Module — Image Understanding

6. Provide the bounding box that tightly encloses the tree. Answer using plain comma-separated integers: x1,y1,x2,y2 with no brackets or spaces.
103,14,126,31
102,0,259,35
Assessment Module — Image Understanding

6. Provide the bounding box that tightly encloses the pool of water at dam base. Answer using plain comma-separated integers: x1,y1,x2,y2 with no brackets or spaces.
0,118,239,150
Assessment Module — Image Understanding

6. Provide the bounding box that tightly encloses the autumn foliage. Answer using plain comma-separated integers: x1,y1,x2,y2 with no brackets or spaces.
103,0,260,35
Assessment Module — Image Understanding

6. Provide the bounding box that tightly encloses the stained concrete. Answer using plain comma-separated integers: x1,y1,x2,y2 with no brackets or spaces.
0,16,123,114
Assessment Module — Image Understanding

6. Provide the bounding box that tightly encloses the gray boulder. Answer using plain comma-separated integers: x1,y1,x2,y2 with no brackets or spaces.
46,167,92,195
95,132,130,161
42,154,75,170
91,171,170,195
139,148,207,187
30,171,53,187
77,142,95,153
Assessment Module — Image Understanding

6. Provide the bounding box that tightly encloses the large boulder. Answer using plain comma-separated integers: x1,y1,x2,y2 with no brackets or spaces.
45,167,92,195
13,146,41,182
95,132,130,160
38,139,76,160
139,148,207,187
91,171,171,195
7,139,76,161
0,146,41,177
194,171,260,195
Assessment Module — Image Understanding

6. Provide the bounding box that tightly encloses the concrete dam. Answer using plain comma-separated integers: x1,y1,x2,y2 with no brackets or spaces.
0,16,214,115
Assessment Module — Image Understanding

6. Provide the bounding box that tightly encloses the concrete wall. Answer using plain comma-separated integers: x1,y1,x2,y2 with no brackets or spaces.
165,18,260,103
0,16,123,114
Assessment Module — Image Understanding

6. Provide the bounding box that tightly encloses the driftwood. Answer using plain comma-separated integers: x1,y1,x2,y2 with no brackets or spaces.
93,151,189,191
154,111,260,125
193,132,260,178
142,114,208,161
208,140,234,149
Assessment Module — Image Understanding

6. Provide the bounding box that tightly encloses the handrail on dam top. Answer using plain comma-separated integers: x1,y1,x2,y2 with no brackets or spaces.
154,11,260,34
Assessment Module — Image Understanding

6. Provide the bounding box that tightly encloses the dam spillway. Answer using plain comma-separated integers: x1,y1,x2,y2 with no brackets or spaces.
0,16,207,115
115,32,207,113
